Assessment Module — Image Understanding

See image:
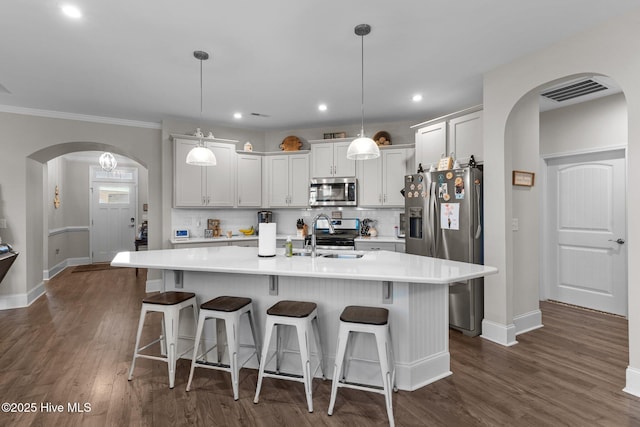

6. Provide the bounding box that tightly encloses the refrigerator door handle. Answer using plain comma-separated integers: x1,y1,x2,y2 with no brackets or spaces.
474,182,482,239
429,181,438,256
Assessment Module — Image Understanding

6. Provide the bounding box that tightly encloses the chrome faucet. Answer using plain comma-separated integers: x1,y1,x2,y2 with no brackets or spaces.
311,213,335,257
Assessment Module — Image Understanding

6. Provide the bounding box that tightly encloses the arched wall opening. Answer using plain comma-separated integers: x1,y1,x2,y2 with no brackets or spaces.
501,73,628,337
24,141,153,303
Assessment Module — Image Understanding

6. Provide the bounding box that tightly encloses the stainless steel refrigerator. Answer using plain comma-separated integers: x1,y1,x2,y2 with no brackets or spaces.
404,167,484,336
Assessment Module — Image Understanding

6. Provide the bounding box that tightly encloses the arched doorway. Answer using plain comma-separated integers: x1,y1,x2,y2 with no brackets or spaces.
28,142,149,282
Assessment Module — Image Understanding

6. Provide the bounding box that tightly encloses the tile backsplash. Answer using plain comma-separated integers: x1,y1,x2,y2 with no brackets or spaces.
172,208,404,238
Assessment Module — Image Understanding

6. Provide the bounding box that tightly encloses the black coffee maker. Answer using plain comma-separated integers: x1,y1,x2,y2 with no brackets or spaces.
257,210,273,224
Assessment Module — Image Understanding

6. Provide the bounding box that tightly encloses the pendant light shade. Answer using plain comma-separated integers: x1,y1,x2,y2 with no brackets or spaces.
99,152,117,172
186,145,217,166
347,24,380,161
186,50,217,166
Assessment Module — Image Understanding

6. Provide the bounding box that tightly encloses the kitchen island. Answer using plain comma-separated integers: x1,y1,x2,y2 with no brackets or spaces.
112,246,497,391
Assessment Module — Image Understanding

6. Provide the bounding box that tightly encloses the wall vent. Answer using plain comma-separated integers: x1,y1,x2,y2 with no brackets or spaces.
541,79,608,102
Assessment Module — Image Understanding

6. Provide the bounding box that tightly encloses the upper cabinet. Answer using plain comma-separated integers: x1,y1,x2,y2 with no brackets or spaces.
448,110,483,166
236,153,262,207
414,109,483,171
265,153,309,208
173,138,236,208
310,140,356,178
357,146,413,207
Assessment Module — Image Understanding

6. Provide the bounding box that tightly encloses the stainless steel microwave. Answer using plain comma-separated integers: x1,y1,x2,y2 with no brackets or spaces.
309,177,357,207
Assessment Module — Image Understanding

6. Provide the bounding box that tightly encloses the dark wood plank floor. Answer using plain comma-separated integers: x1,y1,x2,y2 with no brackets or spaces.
0,267,638,426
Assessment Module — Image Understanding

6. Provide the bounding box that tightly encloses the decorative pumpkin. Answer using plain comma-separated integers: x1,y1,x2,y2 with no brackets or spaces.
280,135,302,151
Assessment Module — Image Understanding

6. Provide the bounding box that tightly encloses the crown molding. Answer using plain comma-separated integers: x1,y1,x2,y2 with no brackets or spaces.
0,104,161,130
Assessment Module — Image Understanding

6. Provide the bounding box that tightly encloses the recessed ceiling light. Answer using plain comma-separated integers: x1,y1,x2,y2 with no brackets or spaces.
61,4,82,19
412,94,423,102
318,104,328,112
233,112,242,119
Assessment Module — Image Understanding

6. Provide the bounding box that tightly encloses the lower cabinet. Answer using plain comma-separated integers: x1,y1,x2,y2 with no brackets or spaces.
355,241,405,253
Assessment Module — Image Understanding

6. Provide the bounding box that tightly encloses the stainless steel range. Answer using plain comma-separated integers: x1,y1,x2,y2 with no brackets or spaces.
313,218,360,250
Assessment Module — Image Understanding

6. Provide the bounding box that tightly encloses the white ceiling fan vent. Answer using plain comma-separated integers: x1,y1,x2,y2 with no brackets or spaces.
541,78,608,102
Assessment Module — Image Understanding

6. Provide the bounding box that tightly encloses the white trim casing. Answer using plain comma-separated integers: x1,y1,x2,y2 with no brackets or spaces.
514,309,543,335
0,281,46,310
481,319,518,346
623,366,640,397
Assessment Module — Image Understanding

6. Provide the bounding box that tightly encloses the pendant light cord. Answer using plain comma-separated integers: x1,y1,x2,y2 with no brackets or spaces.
360,33,365,136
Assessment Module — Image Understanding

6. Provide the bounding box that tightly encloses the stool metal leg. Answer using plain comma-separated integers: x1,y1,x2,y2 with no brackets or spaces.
247,309,261,364
226,311,240,400
186,309,207,392
328,322,348,416
311,316,325,379
163,306,178,389
254,316,275,404
375,327,395,427
129,306,148,381
297,322,313,413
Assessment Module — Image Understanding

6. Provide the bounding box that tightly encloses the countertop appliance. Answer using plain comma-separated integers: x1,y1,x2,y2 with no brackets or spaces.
257,210,273,224
404,167,484,336
313,218,360,250
309,177,357,207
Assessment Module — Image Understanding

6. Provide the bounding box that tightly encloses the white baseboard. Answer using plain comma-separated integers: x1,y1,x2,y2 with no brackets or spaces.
623,366,640,397
145,278,163,293
0,281,46,310
44,257,91,280
514,309,543,336
481,319,518,346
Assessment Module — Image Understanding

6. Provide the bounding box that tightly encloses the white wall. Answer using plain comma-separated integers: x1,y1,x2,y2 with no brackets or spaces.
482,9,640,395
540,93,627,155
507,93,541,327
0,110,162,308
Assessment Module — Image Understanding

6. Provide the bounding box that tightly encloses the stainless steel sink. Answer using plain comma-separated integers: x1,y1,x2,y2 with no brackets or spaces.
321,253,364,259
292,252,312,256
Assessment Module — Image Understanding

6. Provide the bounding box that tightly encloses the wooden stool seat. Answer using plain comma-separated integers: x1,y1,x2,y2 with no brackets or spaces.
201,296,252,312
340,306,388,325
143,291,196,305
267,300,317,318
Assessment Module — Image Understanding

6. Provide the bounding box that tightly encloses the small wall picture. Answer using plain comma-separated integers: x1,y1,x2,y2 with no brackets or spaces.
204,229,214,238
512,170,535,187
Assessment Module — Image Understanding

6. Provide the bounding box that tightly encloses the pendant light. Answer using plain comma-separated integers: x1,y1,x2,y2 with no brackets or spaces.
186,50,217,166
347,24,380,161
99,152,117,172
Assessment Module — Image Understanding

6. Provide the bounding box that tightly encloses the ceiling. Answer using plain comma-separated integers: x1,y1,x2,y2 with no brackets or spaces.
1,1,637,131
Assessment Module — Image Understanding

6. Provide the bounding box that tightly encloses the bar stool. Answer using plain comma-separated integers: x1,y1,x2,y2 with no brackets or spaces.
128,291,198,389
186,296,261,400
328,305,397,427
253,300,325,413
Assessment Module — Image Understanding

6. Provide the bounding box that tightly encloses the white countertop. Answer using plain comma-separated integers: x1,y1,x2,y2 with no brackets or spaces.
112,245,497,284
171,235,404,245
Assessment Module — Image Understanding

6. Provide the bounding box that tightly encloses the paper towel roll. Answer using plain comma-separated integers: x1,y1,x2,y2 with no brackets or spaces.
258,223,277,257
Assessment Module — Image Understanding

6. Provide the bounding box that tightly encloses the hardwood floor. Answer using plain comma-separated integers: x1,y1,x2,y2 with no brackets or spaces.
0,267,638,426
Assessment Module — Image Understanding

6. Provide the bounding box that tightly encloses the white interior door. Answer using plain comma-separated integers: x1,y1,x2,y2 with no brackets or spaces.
546,150,627,316
90,167,137,263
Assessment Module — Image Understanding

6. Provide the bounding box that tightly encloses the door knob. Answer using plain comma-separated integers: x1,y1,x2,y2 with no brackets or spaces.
608,238,625,244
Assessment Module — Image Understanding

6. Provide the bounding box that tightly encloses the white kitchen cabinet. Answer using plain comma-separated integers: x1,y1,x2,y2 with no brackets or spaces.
174,139,236,207
310,140,356,178
414,122,447,172
266,153,309,208
448,110,483,165
236,153,262,207
355,240,405,253
357,147,412,207
414,109,483,171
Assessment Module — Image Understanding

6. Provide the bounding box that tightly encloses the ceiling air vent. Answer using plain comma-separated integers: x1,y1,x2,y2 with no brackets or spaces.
541,79,608,102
